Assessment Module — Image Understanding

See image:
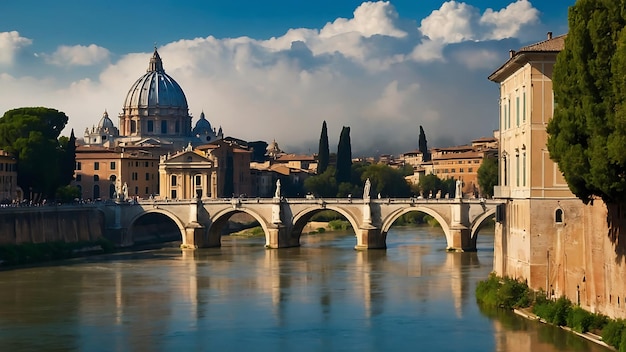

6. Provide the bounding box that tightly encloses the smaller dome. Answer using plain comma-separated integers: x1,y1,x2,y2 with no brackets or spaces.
193,111,213,135
98,111,115,129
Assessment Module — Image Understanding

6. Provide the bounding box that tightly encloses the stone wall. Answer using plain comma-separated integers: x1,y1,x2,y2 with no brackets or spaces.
495,198,626,319
0,206,105,245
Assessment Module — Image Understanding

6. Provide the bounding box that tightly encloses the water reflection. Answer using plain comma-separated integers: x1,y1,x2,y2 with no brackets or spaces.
0,227,611,352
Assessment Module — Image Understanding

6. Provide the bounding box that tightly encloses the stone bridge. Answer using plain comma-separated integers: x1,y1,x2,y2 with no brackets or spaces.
98,196,500,251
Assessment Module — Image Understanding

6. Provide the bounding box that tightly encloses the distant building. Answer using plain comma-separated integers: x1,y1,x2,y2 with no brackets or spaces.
0,150,19,202
73,145,159,200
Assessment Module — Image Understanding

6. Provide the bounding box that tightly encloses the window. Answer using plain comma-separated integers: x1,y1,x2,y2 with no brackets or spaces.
555,209,563,223
145,172,150,181
161,120,168,134
522,89,526,122
94,175,99,182
195,175,201,186
132,172,138,181
516,94,520,126
146,187,149,194
460,168,464,173
110,162,116,170
76,174,82,181
171,189,177,199
94,162,100,170
171,175,177,186
175,120,180,133
130,120,136,133
76,162,81,170
523,152,527,187
468,168,473,173
109,175,116,182
147,120,154,132
516,154,520,187
144,161,149,167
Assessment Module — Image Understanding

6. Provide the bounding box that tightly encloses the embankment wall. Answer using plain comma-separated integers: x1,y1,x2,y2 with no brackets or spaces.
0,206,104,245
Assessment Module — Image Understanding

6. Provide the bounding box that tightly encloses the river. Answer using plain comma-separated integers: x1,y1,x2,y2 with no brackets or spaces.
0,227,611,351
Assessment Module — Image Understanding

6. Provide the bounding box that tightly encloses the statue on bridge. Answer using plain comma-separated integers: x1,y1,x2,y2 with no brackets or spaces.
455,180,462,199
363,178,371,201
274,179,281,199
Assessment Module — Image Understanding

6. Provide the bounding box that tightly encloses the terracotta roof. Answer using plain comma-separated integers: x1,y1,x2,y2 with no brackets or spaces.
276,154,315,161
489,32,567,82
519,33,566,52
471,136,498,143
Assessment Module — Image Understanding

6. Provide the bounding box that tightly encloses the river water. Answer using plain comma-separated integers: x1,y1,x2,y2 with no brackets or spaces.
0,227,610,352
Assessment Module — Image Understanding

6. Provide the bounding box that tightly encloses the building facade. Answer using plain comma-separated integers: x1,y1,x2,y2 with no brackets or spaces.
0,150,19,202
490,32,626,319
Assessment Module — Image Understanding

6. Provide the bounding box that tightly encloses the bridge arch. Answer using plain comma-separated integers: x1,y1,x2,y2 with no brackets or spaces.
210,207,272,247
127,208,187,245
380,206,452,248
470,207,496,243
291,205,361,241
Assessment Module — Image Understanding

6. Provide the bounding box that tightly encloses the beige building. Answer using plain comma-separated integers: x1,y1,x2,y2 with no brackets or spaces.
159,140,252,200
73,145,159,200
490,32,626,319
0,150,19,202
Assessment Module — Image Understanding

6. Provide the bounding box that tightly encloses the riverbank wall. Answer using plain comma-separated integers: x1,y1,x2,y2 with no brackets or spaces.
494,198,626,320
0,206,104,245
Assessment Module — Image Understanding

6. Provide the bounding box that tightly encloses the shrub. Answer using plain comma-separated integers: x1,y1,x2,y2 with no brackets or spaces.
328,219,351,230
602,319,626,350
567,306,594,333
475,274,531,310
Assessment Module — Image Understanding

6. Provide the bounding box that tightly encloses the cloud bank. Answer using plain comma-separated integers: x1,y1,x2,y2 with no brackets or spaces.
0,1,544,156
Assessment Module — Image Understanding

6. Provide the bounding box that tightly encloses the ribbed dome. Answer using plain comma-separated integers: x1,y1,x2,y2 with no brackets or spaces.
193,111,213,135
97,111,115,129
123,48,188,110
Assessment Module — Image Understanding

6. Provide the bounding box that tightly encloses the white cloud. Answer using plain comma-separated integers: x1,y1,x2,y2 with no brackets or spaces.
419,1,479,44
45,44,110,66
320,1,407,39
0,1,545,155
480,0,540,39
0,31,32,65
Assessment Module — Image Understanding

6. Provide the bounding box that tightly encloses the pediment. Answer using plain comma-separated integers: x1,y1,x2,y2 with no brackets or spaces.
164,150,211,164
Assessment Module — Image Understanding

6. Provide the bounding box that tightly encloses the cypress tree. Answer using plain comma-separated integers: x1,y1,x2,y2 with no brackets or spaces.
317,121,329,174
336,126,352,184
418,125,430,162
59,129,77,186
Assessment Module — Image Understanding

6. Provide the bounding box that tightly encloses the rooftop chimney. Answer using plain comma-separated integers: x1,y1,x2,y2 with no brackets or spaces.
509,49,516,58
547,32,553,40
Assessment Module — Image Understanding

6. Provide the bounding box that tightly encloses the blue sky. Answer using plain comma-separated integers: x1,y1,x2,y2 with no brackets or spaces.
0,1,572,155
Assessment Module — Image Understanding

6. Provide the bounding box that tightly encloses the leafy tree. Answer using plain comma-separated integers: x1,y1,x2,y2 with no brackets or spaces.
58,129,76,187
417,174,456,198
317,121,330,174
360,163,411,198
335,126,352,185
0,107,69,200
547,0,626,205
304,167,337,197
477,156,498,198
418,125,431,162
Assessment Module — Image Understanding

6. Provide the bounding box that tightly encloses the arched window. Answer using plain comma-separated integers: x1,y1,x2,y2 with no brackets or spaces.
555,209,563,223
93,185,100,199
109,184,115,198
94,175,99,182
109,175,116,182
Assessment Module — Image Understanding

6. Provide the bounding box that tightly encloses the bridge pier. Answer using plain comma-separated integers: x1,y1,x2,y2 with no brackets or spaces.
181,224,211,249
447,225,474,252
265,225,299,249
355,227,386,250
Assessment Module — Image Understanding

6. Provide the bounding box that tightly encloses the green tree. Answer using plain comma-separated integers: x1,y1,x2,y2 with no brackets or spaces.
477,156,498,198
335,126,352,185
418,125,431,162
418,174,442,198
304,167,337,197
360,163,411,198
0,107,69,200
317,120,330,174
547,0,626,205
58,129,76,187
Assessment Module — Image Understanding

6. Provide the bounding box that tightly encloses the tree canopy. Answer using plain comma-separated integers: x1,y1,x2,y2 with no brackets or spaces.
477,156,498,198
317,121,330,174
418,125,430,162
547,0,626,204
335,126,352,184
0,107,72,200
